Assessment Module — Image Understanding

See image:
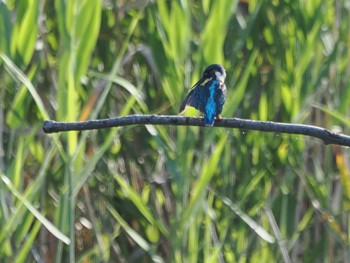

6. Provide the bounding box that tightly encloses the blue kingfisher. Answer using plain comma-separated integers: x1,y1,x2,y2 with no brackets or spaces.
179,64,227,126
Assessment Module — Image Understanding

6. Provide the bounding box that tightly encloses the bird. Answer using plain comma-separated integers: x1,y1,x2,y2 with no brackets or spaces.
179,64,227,126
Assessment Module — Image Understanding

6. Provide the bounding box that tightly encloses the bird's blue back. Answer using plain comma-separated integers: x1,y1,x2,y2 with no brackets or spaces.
189,79,226,126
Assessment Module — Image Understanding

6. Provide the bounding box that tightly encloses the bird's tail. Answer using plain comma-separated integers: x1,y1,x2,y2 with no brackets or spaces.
204,116,215,126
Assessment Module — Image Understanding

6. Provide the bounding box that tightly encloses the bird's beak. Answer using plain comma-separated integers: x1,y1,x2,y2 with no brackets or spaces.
192,76,211,89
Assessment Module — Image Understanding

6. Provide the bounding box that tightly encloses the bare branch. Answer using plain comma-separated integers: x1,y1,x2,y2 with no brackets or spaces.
42,115,350,146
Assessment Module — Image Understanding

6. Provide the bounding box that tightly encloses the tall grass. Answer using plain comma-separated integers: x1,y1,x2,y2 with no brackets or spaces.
1,0,350,262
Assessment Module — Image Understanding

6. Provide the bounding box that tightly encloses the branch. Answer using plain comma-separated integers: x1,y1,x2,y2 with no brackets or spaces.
42,115,350,146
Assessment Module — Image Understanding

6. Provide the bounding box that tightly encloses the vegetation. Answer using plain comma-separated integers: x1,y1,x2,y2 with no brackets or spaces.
1,0,350,262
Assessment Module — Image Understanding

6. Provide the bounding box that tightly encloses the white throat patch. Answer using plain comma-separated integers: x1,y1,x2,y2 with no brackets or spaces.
215,71,226,85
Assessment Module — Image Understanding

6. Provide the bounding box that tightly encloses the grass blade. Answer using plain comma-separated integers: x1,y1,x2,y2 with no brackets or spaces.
0,173,70,245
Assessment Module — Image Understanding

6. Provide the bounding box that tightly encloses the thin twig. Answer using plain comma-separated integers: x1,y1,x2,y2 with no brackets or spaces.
42,115,350,146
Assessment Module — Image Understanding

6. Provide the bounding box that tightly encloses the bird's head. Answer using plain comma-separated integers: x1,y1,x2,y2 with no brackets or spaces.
193,64,226,88
203,64,226,84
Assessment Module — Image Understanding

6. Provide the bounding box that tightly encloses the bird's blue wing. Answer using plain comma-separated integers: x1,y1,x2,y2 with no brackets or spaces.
179,86,208,114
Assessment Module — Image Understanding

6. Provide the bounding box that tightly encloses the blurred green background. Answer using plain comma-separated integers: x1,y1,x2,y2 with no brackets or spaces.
1,0,350,262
